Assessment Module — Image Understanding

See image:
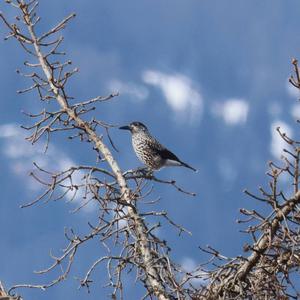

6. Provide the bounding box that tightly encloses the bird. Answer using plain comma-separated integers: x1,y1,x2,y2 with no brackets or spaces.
119,121,197,172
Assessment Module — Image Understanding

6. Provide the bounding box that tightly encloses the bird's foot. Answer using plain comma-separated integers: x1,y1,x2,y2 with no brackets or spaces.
135,167,153,177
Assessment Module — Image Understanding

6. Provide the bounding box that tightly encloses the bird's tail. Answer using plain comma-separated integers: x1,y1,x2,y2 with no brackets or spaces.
180,161,197,172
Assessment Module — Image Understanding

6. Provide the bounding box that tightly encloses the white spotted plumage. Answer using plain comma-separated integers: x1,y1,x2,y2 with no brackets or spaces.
120,121,197,172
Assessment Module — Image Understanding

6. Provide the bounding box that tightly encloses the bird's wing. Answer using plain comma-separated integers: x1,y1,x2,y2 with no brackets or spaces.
147,142,181,162
158,148,181,162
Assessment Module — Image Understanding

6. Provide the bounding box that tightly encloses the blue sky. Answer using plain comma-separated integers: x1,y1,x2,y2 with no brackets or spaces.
1,1,300,299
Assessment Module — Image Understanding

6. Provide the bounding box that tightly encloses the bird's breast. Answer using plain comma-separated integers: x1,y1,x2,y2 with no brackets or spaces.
131,133,163,169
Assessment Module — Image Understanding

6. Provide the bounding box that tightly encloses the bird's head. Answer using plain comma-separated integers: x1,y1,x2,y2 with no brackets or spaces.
119,121,148,134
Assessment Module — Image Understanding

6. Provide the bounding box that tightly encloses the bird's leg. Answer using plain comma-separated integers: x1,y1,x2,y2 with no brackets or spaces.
135,166,153,177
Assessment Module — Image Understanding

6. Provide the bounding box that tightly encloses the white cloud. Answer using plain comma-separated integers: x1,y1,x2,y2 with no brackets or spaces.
267,102,282,118
212,99,249,125
181,257,197,272
181,257,208,285
0,123,93,211
107,79,149,101
270,120,293,159
286,79,300,99
290,103,300,120
142,70,203,123
0,123,21,138
0,124,44,160
218,157,237,189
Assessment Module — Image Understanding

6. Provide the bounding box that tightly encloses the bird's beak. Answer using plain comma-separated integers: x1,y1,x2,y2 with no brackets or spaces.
119,125,131,131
